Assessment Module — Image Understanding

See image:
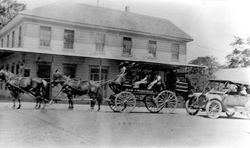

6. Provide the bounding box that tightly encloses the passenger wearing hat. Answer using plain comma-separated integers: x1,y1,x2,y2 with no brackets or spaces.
133,69,149,88
115,61,129,84
147,71,162,90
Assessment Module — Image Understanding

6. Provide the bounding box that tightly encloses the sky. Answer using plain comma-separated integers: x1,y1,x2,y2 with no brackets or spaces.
18,0,250,64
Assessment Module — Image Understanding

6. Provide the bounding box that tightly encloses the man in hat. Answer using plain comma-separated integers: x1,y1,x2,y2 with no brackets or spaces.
147,71,162,90
133,69,149,88
115,61,130,85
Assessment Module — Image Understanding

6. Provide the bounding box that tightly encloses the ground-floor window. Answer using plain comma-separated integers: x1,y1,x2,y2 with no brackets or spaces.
11,64,15,73
6,64,9,71
63,64,76,78
16,64,20,75
89,66,108,97
24,69,30,77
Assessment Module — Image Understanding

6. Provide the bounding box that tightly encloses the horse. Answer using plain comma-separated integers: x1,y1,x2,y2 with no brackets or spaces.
51,70,106,111
0,69,49,109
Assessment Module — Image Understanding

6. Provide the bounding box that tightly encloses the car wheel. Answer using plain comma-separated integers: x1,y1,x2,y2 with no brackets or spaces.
206,100,222,119
185,99,199,115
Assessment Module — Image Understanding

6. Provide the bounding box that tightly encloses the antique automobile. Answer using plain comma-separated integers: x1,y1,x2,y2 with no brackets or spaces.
185,79,250,119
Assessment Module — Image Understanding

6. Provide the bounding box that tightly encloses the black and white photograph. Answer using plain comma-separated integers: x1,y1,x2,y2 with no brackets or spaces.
0,0,250,147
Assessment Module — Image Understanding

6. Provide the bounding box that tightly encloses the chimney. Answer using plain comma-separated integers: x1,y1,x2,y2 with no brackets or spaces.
125,6,130,12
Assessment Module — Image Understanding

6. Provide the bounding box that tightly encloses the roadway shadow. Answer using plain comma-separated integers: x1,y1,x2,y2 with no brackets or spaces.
104,110,178,115
198,114,250,120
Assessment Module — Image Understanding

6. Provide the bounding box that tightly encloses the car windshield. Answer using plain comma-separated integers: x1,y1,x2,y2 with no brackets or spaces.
201,81,228,94
209,81,228,92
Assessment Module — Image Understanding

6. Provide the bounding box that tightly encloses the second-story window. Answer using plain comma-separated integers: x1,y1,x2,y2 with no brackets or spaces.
64,29,74,49
39,26,51,47
7,35,9,47
123,37,132,55
95,33,105,52
18,26,22,47
171,44,180,61
12,31,15,47
148,40,157,58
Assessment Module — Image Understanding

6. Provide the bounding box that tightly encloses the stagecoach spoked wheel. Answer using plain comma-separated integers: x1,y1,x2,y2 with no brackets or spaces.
157,90,177,113
185,99,199,115
144,95,162,113
206,100,222,119
108,94,119,112
115,91,136,113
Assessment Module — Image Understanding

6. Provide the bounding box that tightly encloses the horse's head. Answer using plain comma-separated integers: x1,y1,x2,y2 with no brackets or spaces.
51,70,67,87
0,69,11,82
0,69,5,81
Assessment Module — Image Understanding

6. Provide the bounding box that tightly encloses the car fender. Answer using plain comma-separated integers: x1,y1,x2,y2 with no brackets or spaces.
205,93,223,101
188,92,202,98
207,98,226,111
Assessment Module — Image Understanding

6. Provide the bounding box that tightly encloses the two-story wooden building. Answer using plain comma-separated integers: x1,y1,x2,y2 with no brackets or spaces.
0,2,194,99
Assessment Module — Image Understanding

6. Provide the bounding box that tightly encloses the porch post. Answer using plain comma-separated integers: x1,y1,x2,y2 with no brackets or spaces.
99,58,103,97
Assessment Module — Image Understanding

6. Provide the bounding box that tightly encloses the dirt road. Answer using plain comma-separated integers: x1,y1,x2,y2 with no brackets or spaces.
0,102,250,148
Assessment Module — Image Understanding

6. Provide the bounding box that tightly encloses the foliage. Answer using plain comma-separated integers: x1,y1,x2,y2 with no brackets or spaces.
226,36,250,68
0,0,26,28
188,56,220,92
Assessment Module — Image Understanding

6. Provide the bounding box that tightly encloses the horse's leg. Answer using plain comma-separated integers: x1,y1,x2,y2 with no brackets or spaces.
35,99,39,109
17,94,21,109
90,99,96,110
89,92,95,110
39,86,46,110
37,97,41,109
67,94,73,109
71,98,74,109
12,95,16,109
97,96,102,112
10,91,15,109
96,92,103,112
41,97,46,110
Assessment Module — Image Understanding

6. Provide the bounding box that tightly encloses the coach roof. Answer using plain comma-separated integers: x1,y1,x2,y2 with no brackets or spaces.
18,2,193,41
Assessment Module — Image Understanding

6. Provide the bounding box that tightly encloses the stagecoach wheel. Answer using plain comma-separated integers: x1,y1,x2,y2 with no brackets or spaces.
185,99,199,115
108,94,119,112
144,95,161,113
206,100,222,119
157,90,177,113
115,91,136,113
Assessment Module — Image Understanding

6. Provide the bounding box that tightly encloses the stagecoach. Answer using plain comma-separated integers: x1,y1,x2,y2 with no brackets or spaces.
185,79,250,119
107,62,179,113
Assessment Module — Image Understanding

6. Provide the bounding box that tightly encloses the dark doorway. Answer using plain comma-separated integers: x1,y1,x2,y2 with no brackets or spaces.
37,64,51,99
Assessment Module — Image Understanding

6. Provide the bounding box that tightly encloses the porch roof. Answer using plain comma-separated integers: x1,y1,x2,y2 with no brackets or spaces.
0,47,205,69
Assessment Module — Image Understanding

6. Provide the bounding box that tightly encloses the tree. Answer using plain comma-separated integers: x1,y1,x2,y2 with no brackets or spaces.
0,0,26,28
188,56,220,92
226,36,250,68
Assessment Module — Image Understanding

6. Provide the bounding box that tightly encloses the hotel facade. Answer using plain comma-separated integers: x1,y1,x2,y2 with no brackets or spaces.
0,2,194,99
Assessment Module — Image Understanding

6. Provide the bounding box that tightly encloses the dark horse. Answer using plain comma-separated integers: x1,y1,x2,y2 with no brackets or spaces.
51,70,104,111
0,69,49,109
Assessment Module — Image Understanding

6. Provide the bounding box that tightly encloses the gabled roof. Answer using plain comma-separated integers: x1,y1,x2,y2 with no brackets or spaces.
214,67,250,85
19,2,193,41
